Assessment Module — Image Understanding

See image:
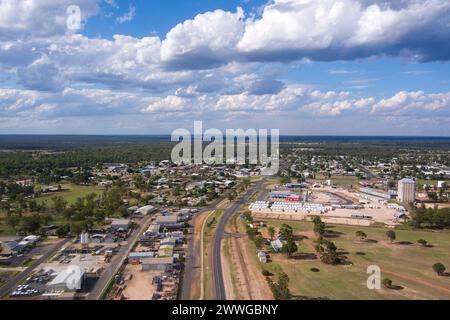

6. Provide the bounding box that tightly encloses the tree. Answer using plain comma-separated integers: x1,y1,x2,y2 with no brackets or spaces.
315,238,340,265
312,216,326,236
417,239,428,247
268,226,276,240
52,196,68,215
432,263,446,276
355,231,367,241
281,240,298,258
56,224,70,238
278,272,290,290
255,235,265,249
386,230,396,243
382,278,393,289
19,213,42,234
279,224,293,240
262,270,270,277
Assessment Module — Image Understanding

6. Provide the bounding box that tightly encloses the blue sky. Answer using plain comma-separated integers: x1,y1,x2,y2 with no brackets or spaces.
0,0,449,135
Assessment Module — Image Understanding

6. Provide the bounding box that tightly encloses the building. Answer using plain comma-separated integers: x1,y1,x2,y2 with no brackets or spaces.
257,251,267,263
0,241,20,257
398,178,416,203
136,205,157,215
271,239,285,253
360,187,397,201
141,257,174,271
155,215,178,226
110,219,131,232
47,266,85,292
128,252,155,263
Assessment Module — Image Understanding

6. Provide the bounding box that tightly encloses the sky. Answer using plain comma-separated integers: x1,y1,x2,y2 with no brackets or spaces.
0,0,449,136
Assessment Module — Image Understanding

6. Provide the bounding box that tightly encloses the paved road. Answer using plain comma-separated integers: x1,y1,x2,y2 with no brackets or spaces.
324,191,354,205
180,186,243,300
212,179,266,300
0,238,71,297
357,164,376,179
87,215,153,300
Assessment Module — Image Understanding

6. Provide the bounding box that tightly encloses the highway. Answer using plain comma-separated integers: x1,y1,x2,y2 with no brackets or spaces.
357,164,377,179
212,179,266,300
87,215,153,300
0,238,71,297
180,186,244,300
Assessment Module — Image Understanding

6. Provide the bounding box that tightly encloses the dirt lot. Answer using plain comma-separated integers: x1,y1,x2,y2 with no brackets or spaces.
121,264,159,300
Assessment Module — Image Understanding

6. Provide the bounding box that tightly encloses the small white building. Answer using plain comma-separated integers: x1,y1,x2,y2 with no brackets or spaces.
257,251,267,263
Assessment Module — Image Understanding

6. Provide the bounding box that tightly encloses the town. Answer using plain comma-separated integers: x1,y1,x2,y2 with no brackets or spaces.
1,136,449,300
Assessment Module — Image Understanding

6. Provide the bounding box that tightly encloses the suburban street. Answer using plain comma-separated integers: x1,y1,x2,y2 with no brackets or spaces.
0,238,71,297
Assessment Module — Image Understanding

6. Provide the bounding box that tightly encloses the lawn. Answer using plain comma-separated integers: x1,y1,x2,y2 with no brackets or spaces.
35,184,105,205
262,220,450,300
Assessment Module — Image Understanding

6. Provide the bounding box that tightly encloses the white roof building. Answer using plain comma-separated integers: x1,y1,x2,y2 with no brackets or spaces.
47,266,85,292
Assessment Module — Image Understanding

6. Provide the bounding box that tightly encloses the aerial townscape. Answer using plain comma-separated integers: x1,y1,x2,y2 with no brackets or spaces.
0,136,449,300
1,0,450,308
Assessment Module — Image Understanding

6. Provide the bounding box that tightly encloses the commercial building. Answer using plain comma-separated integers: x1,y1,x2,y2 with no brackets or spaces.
128,252,156,263
136,205,157,215
141,257,174,271
155,215,179,227
398,178,416,203
360,187,397,201
110,219,131,231
47,266,85,292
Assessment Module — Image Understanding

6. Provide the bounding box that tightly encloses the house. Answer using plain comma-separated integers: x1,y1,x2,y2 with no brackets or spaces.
141,257,174,271
224,180,235,188
271,239,285,253
0,241,20,257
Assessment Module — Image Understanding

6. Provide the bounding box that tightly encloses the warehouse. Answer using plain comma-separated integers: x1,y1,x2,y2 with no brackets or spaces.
47,266,85,292
141,257,175,271
128,252,156,263
136,205,157,215
155,215,179,227
110,219,131,232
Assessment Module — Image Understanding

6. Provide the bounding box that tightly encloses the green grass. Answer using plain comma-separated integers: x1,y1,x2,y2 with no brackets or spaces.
35,184,105,205
264,220,450,300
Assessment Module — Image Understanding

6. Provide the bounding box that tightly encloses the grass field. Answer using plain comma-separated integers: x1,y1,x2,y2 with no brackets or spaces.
0,184,105,236
261,220,450,300
313,175,360,188
35,184,105,205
